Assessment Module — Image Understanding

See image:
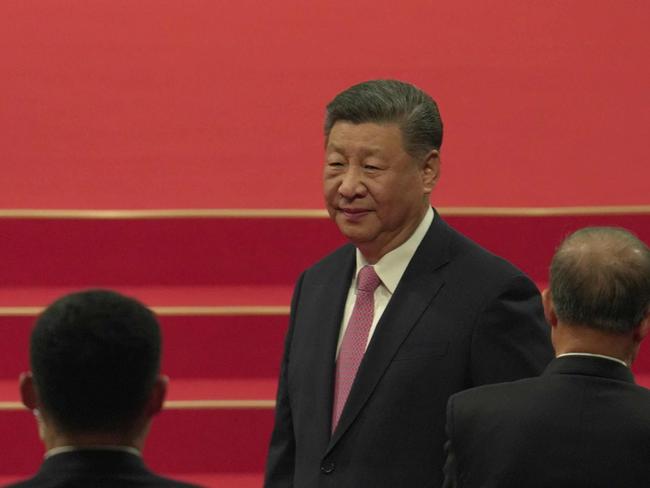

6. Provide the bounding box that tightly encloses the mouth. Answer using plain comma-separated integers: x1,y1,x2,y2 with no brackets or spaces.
339,208,371,221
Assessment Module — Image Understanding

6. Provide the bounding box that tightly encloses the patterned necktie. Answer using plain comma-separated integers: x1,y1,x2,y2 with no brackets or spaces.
332,265,381,431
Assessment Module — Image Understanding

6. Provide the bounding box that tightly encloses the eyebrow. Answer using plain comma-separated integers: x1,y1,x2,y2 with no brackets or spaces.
326,143,383,157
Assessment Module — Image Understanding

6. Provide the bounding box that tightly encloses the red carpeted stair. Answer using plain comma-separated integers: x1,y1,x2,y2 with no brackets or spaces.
1,212,649,487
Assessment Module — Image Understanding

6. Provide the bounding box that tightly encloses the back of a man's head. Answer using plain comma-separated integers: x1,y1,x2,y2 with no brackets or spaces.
550,227,650,333
30,289,161,434
324,79,443,158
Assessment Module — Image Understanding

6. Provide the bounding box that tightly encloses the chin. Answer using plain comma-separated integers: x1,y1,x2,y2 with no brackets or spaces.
336,226,373,245
335,214,378,241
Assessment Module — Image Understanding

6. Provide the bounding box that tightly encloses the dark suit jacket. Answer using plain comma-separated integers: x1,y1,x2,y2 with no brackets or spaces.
443,355,650,488
5,449,202,488
265,211,553,488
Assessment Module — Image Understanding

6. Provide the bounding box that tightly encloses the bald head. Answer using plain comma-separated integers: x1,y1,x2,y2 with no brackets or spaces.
550,227,650,333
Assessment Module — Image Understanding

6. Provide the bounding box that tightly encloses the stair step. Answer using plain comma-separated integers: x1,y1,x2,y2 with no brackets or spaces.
0,217,344,287
0,309,289,381
2,213,649,288
0,285,293,308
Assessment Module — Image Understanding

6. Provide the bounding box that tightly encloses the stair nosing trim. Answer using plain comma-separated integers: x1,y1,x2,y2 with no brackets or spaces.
0,206,649,219
0,306,290,317
0,400,276,411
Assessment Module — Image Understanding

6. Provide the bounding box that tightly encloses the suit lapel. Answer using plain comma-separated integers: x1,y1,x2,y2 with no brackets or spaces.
327,214,452,451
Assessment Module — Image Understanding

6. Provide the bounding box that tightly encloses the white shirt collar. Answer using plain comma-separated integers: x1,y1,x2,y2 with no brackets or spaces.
556,352,628,368
45,445,141,460
355,207,434,294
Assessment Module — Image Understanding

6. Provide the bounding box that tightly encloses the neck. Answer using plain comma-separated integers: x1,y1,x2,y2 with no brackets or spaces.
41,417,151,453
553,322,636,366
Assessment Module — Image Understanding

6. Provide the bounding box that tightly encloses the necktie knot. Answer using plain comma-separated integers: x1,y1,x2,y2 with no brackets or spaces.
357,265,381,293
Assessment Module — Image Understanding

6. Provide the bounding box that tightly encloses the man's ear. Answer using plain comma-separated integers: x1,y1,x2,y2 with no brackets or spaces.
19,371,39,410
421,149,441,194
144,375,168,418
541,289,558,328
633,312,650,343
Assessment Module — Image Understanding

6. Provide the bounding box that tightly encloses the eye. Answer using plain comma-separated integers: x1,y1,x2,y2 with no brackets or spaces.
364,164,381,171
327,161,345,168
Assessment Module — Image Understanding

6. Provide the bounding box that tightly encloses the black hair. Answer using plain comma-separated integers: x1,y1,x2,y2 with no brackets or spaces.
30,289,161,433
324,79,443,158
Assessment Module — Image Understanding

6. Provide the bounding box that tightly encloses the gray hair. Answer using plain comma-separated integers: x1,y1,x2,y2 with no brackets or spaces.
324,79,443,159
550,227,650,333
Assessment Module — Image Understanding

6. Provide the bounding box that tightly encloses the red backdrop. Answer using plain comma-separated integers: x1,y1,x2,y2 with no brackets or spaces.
1,0,648,209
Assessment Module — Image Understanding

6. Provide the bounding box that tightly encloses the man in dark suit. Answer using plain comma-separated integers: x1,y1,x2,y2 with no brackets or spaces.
443,227,650,488
10,290,201,488
264,79,554,488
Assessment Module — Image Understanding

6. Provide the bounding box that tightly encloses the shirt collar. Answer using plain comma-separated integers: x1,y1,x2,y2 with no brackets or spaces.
355,207,434,294
556,352,629,368
45,445,141,460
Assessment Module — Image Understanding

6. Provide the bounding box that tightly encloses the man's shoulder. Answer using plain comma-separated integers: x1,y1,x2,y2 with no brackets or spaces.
4,478,36,488
303,242,355,275
4,460,204,488
621,381,650,409
441,218,526,277
4,474,203,488
429,215,537,301
143,473,204,488
451,375,543,408
450,367,650,416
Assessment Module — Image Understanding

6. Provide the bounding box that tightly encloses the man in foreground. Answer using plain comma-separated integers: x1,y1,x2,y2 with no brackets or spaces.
11,289,201,488
265,79,553,488
443,227,650,487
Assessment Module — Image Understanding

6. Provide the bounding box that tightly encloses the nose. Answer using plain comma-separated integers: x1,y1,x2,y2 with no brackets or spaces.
338,167,366,199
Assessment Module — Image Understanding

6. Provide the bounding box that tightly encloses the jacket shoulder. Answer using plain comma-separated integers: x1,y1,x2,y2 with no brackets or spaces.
442,219,528,279
450,375,541,408
430,216,539,310
4,473,204,488
302,242,355,276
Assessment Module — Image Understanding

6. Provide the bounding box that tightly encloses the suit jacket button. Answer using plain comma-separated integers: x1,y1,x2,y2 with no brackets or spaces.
320,461,335,474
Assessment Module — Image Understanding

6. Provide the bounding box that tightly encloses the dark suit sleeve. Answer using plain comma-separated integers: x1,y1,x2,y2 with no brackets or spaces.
264,273,304,488
470,273,553,385
442,396,460,488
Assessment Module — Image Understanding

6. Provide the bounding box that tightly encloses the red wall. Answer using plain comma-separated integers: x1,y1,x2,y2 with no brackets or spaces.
1,1,648,209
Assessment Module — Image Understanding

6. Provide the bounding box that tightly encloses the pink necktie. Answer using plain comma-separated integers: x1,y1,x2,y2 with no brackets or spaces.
332,265,381,431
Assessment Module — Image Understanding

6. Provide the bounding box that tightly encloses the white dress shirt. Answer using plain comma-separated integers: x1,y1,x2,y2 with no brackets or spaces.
45,445,141,459
556,352,629,367
336,207,434,355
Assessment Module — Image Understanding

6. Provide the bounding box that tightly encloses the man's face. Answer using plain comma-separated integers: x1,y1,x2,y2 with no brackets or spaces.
323,121,438,262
